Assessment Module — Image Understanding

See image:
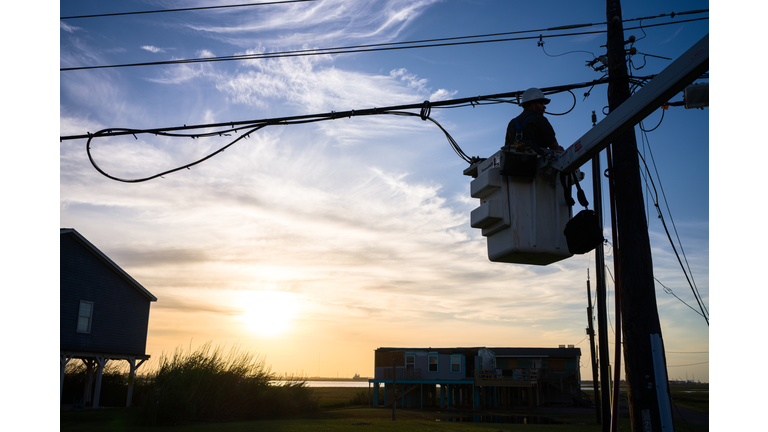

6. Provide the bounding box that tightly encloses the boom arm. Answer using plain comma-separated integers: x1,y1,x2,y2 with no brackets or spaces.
552,34,709,173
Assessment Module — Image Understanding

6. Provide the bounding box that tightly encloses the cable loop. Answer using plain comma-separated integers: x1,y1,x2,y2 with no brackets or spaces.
420,100,431,121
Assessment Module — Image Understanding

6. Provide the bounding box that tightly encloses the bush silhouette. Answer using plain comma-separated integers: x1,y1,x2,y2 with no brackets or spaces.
135,342,318,425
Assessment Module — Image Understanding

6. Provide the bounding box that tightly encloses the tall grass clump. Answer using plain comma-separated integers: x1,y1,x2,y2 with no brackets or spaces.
136,342,318,425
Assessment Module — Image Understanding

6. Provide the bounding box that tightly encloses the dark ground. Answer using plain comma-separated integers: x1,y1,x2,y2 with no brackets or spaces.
502,403,708,427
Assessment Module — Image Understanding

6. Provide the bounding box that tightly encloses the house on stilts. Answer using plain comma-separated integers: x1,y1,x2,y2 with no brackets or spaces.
60,228,157,408
367,346,588,410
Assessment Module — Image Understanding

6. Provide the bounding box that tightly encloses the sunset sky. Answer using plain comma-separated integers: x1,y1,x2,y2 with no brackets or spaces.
55,0,710,383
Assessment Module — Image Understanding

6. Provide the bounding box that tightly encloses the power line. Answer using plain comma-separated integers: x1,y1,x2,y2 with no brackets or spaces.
643,132,708,318
60,16,708,72
60,28,605,72
60,78,611,141
60,79,612,182
637,150,709,326
654,277,706,319
60,0,318,20
666,361,708,368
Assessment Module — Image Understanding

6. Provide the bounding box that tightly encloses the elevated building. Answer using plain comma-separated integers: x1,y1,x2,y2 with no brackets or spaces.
368,346,586,410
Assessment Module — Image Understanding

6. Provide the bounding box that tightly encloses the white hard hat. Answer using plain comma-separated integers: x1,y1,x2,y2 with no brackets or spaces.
521,88,551,105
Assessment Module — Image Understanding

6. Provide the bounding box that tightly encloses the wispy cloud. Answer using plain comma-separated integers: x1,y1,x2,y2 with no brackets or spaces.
60,22,81,33
181,0,443,48
145,61,220,84
59,0,708,381
214,53,456,145
141,45,167,53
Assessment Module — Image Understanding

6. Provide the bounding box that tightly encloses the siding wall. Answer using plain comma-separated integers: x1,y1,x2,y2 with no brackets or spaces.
374,350,466,381
60,233,151,355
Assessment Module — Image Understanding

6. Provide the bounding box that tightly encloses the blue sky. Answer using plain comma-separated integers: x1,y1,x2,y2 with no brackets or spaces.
54,0,710,386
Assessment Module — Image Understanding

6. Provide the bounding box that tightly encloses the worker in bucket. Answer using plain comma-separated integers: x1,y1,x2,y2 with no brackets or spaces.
505,88,564,153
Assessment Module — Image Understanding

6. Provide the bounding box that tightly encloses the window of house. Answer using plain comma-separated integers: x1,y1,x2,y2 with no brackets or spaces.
428,354,438,372
77,301,93,333
451,355,461,373
405,355,415,370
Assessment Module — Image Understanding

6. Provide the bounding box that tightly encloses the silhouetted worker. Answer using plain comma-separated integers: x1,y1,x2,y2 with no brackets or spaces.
505,88,564,153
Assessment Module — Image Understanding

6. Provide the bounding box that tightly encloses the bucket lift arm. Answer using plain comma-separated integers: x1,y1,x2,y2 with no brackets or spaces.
462,34,708,265
552,34,709,174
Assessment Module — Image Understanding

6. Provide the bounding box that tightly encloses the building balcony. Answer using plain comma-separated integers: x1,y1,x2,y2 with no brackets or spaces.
383,368,422,381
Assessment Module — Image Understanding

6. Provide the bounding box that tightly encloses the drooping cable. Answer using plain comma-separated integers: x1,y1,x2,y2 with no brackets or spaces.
84,108,475,183
86,124,268,183
62,78,613,142
653,277,707,318
544,90,576,116
67,79,619,182
639,109,665,132
383,109,474,164
642,130,708,319
636,150,709,326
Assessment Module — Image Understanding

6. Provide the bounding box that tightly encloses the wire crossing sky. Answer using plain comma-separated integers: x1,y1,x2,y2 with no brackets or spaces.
60,12,707,71
61,0,320,20
59,0,710,386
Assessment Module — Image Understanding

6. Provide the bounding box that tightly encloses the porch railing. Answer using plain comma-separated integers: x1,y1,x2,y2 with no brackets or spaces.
474,368,539,381
383,368,421,380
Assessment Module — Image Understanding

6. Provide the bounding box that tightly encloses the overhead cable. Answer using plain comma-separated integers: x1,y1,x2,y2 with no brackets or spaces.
654,277,706,319
60,0,318,20
83,111,469,183
60,16,708,72
61,80,611,182
641,129,708,319
637,150,709,326
60,78,611,141
666,361,708,368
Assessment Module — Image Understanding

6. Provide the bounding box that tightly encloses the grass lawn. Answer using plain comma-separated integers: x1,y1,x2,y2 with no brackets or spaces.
312,387,370,408
582,383,708,414
669,384,709,414
61,384,708,431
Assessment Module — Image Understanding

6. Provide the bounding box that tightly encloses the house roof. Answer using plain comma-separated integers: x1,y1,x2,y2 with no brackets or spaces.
376,347,581,357
60,228,157,302
489,347,581,357
377,347,487,354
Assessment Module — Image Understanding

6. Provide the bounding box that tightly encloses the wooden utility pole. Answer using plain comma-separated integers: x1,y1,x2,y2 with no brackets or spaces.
605,0,674,430
586,277,602,426
591,113,612,431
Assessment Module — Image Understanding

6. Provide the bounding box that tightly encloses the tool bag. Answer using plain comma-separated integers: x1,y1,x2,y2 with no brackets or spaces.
564,209,604,254
561,172,604,254
499,150,538,180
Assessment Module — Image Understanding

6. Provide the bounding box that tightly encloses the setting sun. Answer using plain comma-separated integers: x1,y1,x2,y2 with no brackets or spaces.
238,290,300,337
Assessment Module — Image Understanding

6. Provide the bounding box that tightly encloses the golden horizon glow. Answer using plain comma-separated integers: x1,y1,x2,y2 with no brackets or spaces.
238,290,300,338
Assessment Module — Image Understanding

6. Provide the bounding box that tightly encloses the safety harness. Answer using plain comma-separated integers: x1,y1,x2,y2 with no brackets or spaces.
511,114,554,159
500,114,556,180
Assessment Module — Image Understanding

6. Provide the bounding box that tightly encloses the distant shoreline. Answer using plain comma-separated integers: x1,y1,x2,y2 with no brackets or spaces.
304,377,370,382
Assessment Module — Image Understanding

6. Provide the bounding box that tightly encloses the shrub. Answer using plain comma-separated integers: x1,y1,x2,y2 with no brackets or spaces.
135,342,318,425
349,389,370,405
